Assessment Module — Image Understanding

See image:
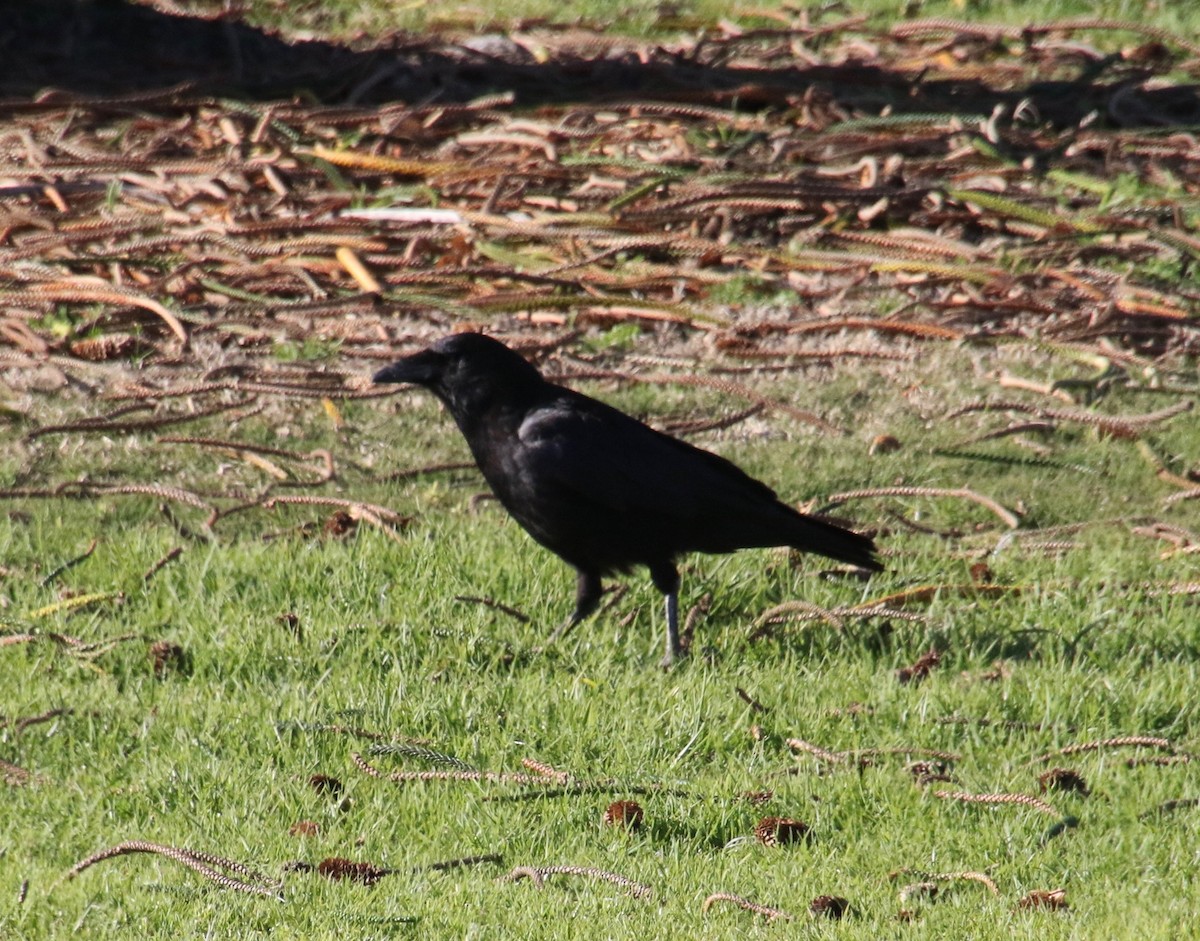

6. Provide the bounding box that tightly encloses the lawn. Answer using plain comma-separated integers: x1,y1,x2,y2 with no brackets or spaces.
2,2,1199,937
220,0,1200,43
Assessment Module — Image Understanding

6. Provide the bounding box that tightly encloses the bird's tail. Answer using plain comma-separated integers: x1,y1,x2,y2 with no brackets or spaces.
789,514,883,572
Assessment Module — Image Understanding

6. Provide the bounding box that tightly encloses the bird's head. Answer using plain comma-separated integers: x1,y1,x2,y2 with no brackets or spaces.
373,333,546,423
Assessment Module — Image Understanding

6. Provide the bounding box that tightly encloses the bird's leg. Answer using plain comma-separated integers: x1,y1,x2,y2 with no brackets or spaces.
543,570,603,648
649,563,683,667
662,592,680,668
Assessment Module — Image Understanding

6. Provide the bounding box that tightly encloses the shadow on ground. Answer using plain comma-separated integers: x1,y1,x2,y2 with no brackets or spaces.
2,0,1198,126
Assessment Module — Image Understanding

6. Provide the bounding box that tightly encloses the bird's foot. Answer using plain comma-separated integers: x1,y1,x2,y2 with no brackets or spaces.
533,614,580,655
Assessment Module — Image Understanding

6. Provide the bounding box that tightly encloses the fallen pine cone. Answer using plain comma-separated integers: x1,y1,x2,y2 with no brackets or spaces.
754,816,808,847
909,759,954,785
869,434,902,455
897,647,941,684
1038,767,1089,795
316,857,390,886
323,510,357,537
69,334,156,361
277,612,302,639
309,774,344,797
1017,888,1068,911
603,800,644,831
969,561,994,584
148,640,190,679
810,895,850,919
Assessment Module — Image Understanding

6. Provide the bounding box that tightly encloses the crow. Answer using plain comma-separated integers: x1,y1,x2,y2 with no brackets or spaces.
374,333,881,666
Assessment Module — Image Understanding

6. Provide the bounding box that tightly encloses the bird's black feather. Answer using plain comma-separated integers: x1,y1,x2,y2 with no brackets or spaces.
374,333,881,664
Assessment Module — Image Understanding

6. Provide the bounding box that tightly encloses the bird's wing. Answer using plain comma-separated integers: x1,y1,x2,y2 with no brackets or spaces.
492,389,879,573
509,393,781,547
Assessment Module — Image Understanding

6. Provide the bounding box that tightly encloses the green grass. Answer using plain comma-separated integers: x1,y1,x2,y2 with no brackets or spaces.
3,343,1199,938
3,3,1199,934
164,0,1200,42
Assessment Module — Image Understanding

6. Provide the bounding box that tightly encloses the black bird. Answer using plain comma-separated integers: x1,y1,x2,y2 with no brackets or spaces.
374,333,881,666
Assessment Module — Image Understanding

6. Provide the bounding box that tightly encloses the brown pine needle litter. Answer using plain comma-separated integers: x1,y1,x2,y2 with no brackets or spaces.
351,752,553,786
63,841,282,899
1028,736,1183,765
934,790,1061,817
0,707,73,732
2,759,41,787
821,486,1021,529
787,737,961,766
889,868,1000,896
702,892,793,920
519,758,572,784
500,865,652,899
786,737,848,764
285,853,502,885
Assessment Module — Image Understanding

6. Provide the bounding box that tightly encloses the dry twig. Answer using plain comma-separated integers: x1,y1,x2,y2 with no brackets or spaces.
500,865,652,899
63,841,281,899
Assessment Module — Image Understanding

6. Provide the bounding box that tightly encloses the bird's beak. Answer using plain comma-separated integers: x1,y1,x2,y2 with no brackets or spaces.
373,349,443,387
